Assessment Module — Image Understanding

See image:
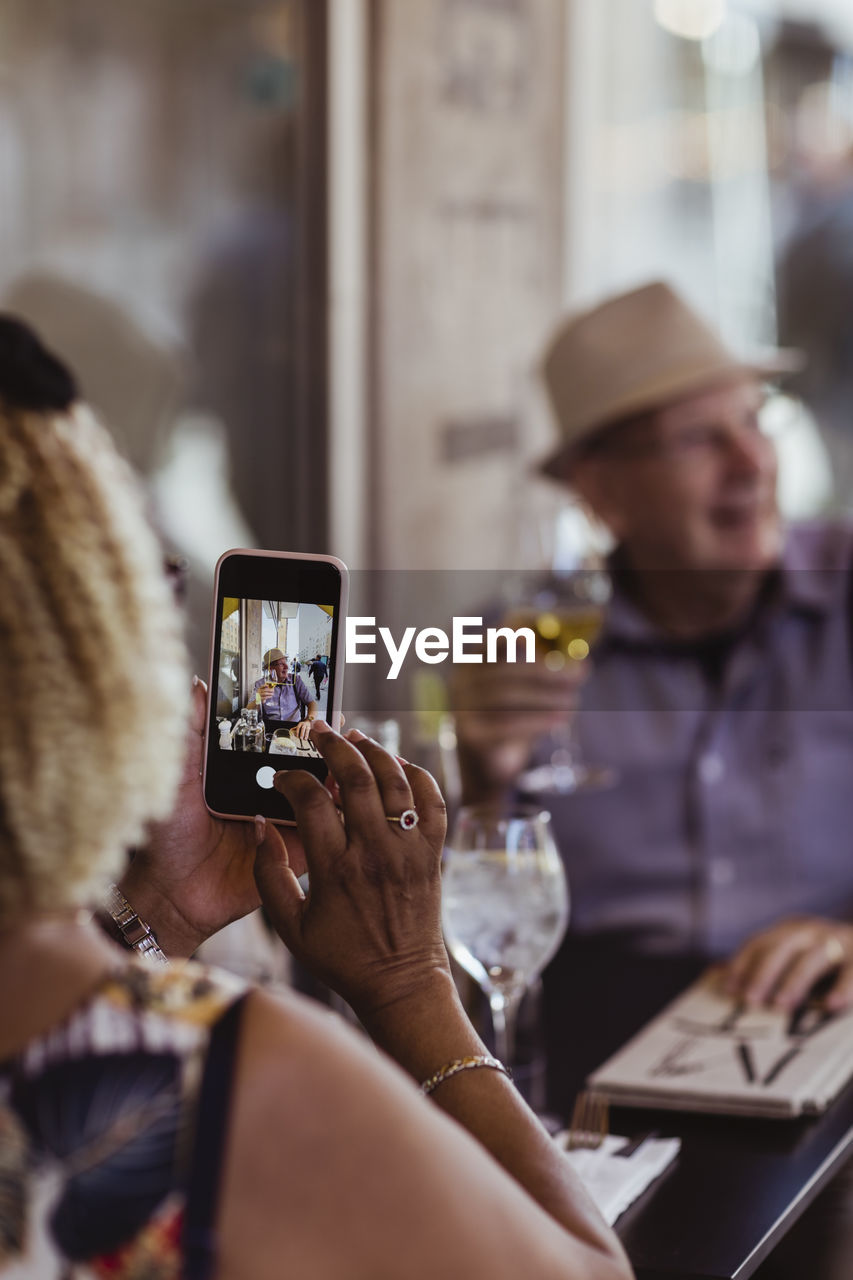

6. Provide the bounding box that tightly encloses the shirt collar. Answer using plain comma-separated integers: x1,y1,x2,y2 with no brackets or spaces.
778,524,845,613
602,524,842,646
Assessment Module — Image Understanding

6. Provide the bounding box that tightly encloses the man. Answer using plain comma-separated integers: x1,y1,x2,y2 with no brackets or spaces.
254,648,318,739
455,282,853,1111
309,653,327,700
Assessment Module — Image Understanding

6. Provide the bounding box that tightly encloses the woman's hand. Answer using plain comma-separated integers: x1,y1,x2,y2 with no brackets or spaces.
253,723,449,1022
721,916,853,1012
119,677,278,958
251,724,631,1278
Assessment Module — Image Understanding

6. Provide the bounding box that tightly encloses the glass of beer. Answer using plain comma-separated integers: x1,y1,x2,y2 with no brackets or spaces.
258,666,279,706
502,529,614,788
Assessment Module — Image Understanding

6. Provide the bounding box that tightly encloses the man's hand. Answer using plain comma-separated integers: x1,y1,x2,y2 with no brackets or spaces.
292,718,314,740
450,659,587,800
721,916,853,1013
118,677,304,958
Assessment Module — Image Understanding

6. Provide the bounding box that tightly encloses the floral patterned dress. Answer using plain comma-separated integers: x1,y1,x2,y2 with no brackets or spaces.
0,960,248,1279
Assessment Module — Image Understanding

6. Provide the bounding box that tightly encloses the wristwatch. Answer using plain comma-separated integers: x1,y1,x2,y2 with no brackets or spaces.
104,884,169,965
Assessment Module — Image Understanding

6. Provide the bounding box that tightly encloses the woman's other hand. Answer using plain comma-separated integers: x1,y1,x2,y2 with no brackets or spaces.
119,677,272,957
253,723,449,1022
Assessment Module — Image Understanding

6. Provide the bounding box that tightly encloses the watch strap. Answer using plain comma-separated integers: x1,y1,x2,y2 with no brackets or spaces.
104,883,169,965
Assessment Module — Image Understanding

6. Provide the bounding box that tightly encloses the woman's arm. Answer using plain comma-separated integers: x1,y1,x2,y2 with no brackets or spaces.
243,723,630,1279
218,985,629,1280
111,699,629,1275
108,678,269,958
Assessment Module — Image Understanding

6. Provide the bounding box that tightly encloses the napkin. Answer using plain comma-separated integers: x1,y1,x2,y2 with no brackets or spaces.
554,1132,681,1225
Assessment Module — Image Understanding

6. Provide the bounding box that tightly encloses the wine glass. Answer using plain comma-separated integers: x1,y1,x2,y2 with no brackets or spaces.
502,496,616,793
503,565,615,793
441,804,569,1068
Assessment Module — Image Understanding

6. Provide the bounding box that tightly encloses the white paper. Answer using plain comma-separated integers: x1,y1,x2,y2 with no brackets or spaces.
555,1132,681,1225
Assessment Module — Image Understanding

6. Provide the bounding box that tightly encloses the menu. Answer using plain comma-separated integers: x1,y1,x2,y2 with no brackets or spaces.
588,973,853,1117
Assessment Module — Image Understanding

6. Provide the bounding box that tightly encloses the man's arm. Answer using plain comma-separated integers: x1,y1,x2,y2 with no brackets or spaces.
290,675,318,739
450,660,585,804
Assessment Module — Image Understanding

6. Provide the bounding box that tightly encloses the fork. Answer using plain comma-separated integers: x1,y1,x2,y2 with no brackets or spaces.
565,1089,610,1151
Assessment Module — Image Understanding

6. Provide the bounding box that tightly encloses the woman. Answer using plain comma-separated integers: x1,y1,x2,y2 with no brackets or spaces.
0,316,631,1280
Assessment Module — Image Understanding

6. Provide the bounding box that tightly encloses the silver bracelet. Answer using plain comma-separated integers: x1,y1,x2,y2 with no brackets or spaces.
421,1055,511,1096
104,884,169,965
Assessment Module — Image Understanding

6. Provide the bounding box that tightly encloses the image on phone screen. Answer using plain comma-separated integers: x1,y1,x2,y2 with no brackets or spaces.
204,551,347,824
217,596,334,757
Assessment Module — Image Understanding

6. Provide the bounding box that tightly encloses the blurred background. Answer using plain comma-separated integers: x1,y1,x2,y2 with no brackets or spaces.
2,0,853,667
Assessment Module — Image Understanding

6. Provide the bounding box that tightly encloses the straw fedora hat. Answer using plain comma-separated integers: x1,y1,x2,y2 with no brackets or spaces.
537,280,802,479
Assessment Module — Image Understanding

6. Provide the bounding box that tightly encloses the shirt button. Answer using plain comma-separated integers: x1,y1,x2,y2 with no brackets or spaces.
699,752,725,785
710,858,736,887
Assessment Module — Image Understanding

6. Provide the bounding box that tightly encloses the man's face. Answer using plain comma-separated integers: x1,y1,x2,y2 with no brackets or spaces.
271,657,289,680
576,380,781,574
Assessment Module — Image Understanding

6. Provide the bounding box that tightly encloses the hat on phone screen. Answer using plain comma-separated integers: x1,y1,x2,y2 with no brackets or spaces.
263,649,286,666
536,280,803,479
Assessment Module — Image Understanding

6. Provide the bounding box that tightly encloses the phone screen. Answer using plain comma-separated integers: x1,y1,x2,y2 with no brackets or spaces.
203,550,347,824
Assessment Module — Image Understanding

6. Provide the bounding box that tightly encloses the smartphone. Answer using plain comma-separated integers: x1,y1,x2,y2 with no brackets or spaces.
203,549,349,825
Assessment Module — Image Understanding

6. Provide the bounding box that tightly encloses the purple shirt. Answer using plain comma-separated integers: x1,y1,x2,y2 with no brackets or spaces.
536,522,853,957
253,673,314,722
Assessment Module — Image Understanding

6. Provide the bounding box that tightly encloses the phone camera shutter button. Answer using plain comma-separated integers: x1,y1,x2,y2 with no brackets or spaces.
256,766,276,790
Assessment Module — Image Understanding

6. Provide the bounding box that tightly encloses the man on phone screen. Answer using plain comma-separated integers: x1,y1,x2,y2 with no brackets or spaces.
254,649,317,740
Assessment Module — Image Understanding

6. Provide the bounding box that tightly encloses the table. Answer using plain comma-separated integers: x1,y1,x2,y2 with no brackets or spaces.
539,936,853,1280
614,1090,853,1279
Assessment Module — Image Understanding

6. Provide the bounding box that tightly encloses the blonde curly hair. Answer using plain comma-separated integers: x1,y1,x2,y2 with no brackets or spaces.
0,323,190,924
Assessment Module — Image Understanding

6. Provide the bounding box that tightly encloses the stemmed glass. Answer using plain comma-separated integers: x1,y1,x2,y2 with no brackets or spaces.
502,501,615,794
504,566,614,793
259,666,278,703
441,805,569,1067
